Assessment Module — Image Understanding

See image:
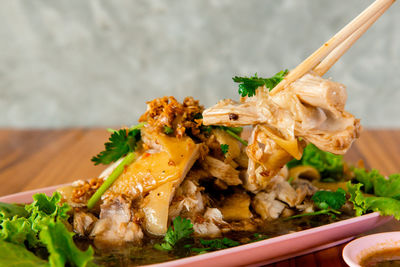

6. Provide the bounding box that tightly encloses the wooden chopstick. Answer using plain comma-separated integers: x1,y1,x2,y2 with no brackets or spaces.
313,0,393,76
269,0,395,95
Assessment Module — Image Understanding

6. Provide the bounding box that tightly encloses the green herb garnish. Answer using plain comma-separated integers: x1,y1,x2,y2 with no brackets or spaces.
285,188,346,220
217,126,247,146
155,216,194,251
249,233,270,243
91,124,144,165
220,144,229,156
233,70,288,97
191,237,239,254
163,126,174,135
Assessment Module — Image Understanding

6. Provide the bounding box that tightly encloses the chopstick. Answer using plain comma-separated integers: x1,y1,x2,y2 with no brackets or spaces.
269,0,395,95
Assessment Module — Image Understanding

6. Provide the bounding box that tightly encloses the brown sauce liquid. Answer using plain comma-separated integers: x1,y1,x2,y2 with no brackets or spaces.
78,213,353,266
360,248,400,267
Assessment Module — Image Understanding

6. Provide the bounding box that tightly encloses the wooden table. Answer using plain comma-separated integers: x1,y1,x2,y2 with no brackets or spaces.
1,129,400,266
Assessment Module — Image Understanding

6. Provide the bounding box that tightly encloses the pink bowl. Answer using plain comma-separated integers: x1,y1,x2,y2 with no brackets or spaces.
343,231,400,267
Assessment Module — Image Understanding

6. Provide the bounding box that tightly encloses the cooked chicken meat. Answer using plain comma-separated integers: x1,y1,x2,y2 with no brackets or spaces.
91,196,143,248
57,86,359,249
252,192,286,220
193,208,227,238
203,72,361,190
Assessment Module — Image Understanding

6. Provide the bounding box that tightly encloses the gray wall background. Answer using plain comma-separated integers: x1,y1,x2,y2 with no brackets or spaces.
1,0,399,128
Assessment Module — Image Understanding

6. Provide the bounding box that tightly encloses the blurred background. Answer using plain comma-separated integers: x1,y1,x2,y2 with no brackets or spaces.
1,0,399,128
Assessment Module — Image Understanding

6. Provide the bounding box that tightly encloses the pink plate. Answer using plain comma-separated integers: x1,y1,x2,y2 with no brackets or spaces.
0,185,392,267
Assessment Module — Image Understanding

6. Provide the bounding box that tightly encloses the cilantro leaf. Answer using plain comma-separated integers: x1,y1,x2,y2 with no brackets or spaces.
0,240,50,267
191,237,240,253
91,127,141,165
311,188,346,210
233,70,288,97
347,182,400,220
287,143,344,180
285,188,346,220
250,233,270,243
155,216,194,251
220,144,229,156
163,126,174,135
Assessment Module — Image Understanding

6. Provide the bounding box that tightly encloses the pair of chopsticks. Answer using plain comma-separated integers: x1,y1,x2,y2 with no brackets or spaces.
270,0,395,96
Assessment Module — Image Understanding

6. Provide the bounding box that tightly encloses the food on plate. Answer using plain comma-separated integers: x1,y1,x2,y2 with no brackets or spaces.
0,0,397,265
1,82,399,266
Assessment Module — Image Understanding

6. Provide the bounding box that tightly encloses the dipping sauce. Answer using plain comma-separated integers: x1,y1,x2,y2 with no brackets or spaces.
360,248,400,267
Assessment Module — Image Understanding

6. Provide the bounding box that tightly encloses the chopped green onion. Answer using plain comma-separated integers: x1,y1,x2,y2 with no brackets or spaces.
283,209,341,221
225,128,248,146
87,152,136,209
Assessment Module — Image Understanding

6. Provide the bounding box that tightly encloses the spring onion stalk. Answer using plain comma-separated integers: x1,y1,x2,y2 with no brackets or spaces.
225,129,248,146
87,152,136,209
283,209,341,221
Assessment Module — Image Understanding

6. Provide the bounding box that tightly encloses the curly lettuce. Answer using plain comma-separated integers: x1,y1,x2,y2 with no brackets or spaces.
354,168,400,199
347,182,400,220
0,240,49,267
0,192,96,267
0,202,28,223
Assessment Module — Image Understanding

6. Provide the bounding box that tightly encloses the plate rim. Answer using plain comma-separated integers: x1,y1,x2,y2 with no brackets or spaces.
0,184,392,267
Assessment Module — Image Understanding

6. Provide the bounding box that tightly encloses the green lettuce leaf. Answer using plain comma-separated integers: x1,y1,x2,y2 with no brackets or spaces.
26,192,70,222
0,192,96,267
39,219,95,267
0,202,28,223
0,217,37,247
347,182,400,220
353,168,378,193
354,169,400,199
0,240,49,267
287,143,343,180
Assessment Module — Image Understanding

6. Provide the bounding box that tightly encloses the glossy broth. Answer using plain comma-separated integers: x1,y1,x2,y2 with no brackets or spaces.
82,213,353,266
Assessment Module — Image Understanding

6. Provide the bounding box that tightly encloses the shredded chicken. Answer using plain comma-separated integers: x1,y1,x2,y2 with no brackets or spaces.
193,208,227,238
169,180,205,220
201,156,242,186
73,211,98,236
203,72,361,190
252,192,286,220
91,196,143,248
291,178,318,205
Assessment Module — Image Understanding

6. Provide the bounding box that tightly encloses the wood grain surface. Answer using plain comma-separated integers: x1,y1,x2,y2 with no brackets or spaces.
0,128,399,266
